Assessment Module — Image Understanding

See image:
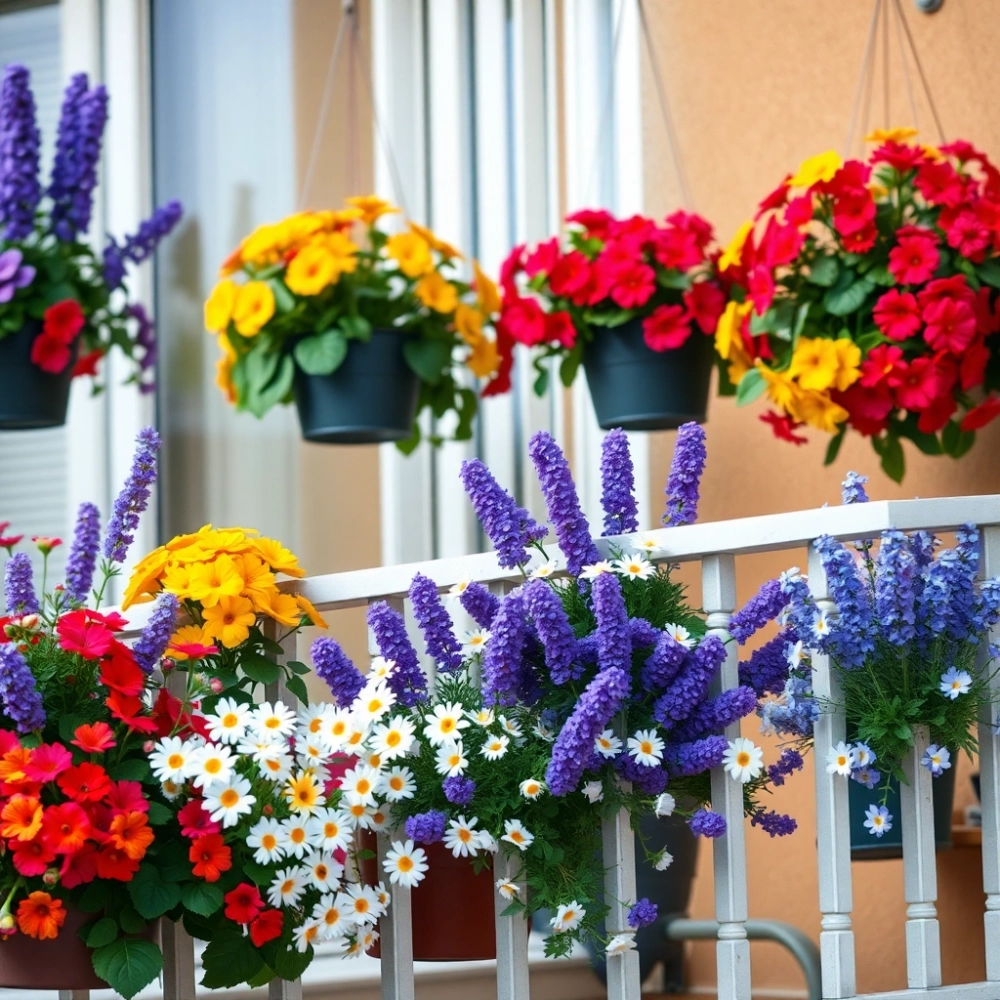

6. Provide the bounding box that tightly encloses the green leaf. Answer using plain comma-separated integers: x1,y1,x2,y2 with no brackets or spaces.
942,419,975,458
879,434,905,483
823,276,875,317
293,330,348,375
181,881,224,918
111,758,150,782
395,420,421,456
749,309,775,335
240,651,281,685
86,917,119,948
865,263,895,286
201,923,265,989
340,314,372,341
454,387,477,442
533,366,549,396
735,366,766,406
58,714,86,743
78,881,111,913
807,254,839,287
272,941,313,981
241,859,275,885
127,864,183,919
283,673,309,704
559,350,582,388
402,337,451,385
246,964,277,988
244,349,295,418
288,660,312,675
824,425,846,466
145,801,171,826
976,259,1000,289
656,268,691,290
584,309,635,328
92,938,163,1000
118,907,147,935
268,279,296,314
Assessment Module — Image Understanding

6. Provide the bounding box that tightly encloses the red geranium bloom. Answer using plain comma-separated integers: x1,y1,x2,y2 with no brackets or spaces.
917,392,957,434
12,837,57,877
224,883,264,924
72,348,104,379
942,208,992,262
973,287,1000,336
150,687,211,740
914,161,966,208
748,265,775,316
890,356,941,411
189,833,232,882
755,175,791,218
96,843,140,881
498,244,525,295
548,251,592,301
43,300,85,344
499,297,547,347
684,281,725,334
30,335,72,374
23,744,73,783
107,780,150,816
523,238,560,278
859,344,904,388
87,609,128,631
40,802,91,855
71,722,115,754
58,763,112,803
759,217,805,268
60,842,98,888
759,410,808,445
940,139,984,163
642,305,691,352
841,223,878,254
960,335,990,391
888,235,940,286
608,261,656,310
57,610,115,660
177,798,221,838
100,648,145,696
961,395,1000,431
665,210,713,249
249,908,284,947
785,195,814,227
923,298,977,353
871,140,926,173
832,188,876,239
105,691,159,733
544,312,576,349
836,382,895,437
566,208,615,240
917,274,975,315
873,289,922,341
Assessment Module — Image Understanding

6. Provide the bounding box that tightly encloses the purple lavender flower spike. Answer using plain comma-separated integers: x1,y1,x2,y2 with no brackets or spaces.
481,590,528,706
459,582,501,629
750,811,797,837
64,502,101,604
738,633,793,697
629,617,658,649
523,579,581,685
0,65,42,241
627,899,658,929
640,631,689,691
841,471,869,505
662,422,706,527
874,530,916,646
121,200,183,266
54,84,107,240
729,579,785,644
442,775,475,806
664,735,728,776
366,602,426,707
0,644,45,733
672,686,757,742
688,809,726,838
614,752,669,795
0,248,35,304
103,427,161,564
528,431,600,576
591,571,631,675
132,591,178,673
600,429,638,536
814,534,876,669
311,636,366,706
546,666,630,795
103,240,126,290
652,635,725,729
460,459,546,569
405,810,447,844
767,748,804,787
127,304,157,388
47,73,88,239
4,553,38,615
778,569,821,646
409,573,462,673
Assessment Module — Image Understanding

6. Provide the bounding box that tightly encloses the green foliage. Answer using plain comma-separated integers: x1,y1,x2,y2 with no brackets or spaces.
200,922,265,989
91,938,163,1000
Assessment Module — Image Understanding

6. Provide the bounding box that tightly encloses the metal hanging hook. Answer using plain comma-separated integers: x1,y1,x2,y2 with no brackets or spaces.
914,0,944,13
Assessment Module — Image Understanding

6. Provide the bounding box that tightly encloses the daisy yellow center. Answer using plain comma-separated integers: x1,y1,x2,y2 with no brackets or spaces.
261,834,277,850
309,719,323,733
736,751,751,767
490,742,501,751
305,926,318,942
373,811,386,824
348,732,363,746
265,760,281,772
510,831,524,844
874,816,883,826
563,910,575,921
640,741,653,755
290,828,306,844
470,637,483,646
168,754,184,769
526,784,539,794
354,899,369,913
598,738,610,748
389,777,404,791
628,563,640,572
315,864,328,879
205,759,222,774
331,721,347,737
281,879,295,894
220,789,240,807
459,828,473,842
396,856,414,873
386,731,402,747
367,698,383,713
324,823,339,838
369,755,382,768
837,755,848,767
164,780,179,794
356,778,371,795
440,719,455,733
324,909,341,925
350,804,365,817
448,754,460,767
222,713,238,727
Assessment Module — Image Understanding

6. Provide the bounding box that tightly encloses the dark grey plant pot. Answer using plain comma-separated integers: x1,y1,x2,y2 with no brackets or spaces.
0,321,75,430
581,318,714,431
292,328,421,444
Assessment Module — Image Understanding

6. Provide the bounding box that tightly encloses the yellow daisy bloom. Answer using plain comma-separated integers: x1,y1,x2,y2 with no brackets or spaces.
830,339,862,392
252,587,303,627
386,232,434,278
296,595,329,630
454,303,483,344
232,281,275,337
466,336,500,379
252,537,305,578
187,555,245,608
408,221,462,260
205,279,237,333
789,337,840,392
415,271,459,313
346,195,400,226
236,554,278,606
285,245,340,296
168,624,211,661
121,548,169,609
473,260,501,316
215,333,238,404
202,595,257,648
791,390,849,433
789,150,843,189
285,771,324,814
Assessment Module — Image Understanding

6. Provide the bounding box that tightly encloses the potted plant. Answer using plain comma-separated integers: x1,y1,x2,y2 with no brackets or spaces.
0,65,182,429
744,471,1000,858
496,209,725,430
205,196,504,450
718,129,1000,481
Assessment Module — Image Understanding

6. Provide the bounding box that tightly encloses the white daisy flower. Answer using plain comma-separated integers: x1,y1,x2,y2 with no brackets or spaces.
203,776,256,828
443,815,481,857
654,851,674,871
258,751,294,783
368,655,396,681
422,702,470,745
826,741,856,776
722,738,764,784
344,800,371,827
463,630,491,653
318,706,353,751
268,867,307,908
203,697,251,745
664,623,694,649
373,882,391,912
448,580,471,598
785,639,808,669
379,765,416,802
479,734,510,760
627,729,665,767
498,715,522,738
342,722,370,755
341,764,381,807
606,932,637,955
614,554,654,580
188,743,236,790
149,736,193,784
293,921,321,953
496,879,520,900
367,804,393,832
501,819,534,851
533,719,555,741
307,808,352,853
297,704,330,742
940,667,973,700
466,707,495,727
529,559,560,579
435,740,469,777
359,928,379,953
296,739,329,768
356,681,396,724
247,816,287,864
633,534,664,555
852,742,875,769
237,737,286,763
303,851,343,892
582,780,604,803
382,839,429,887
160,779,183,800
312,893,350,941
519,778,546,800
281,815,312,858
250,701,296,741
654,793,676,817
476,830,499,853
812,608,832,640
580,561,615,579
550,901,585,933
370,715,416,762
594,729,622,758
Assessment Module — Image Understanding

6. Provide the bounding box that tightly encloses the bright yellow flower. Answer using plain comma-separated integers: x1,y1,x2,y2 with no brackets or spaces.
790,390,849,433
205,280,237,333
168,624,211,661
218,245,244,277
865,126,918,143
789,150,843,188
408,221,462,260
454,303,484,344
869,182,889,199
232,282,275,337
296,595,329,630
202,595,257,649
121,548,169,609
285,771,323,814
473,260,501,316
758,363,802,413
198,527,257,554
715,301,752,360
386,232,434,278
236,554,277,606
788,337,840,392
240,222,288,268
415,271,459,313
215,333,238,404
331,207,365,228
718,221,753,271
346,195,400,226
161,561,196,600
188,555,245,608
252,587,302,627
166,527,213,552
466,335,500,379
252,537,305,578
285,245,340,296
922,144,945,162
831,338,862,392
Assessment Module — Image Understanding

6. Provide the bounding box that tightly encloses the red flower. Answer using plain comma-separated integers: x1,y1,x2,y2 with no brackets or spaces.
107,780,150,816
40,802,91,855
840,224,877,254
224,883,264,924
917,274,975,315
942,207,992,262
873,289,922,341
544,312,576,349
60,842,98,888
177,798,221,839
167,641,219,660
755,175,791,218
88,609,129,632
607,261,656,310
923,298,977,353
747,265,775,316
871,140,926,173
916,392,957,434
859,344,904,388
23,744,73,783
651,213,710,270
71,722,115,754
642,305,691,352
99,648,145,696
105,691,159,733
548,251,592,301
95,843,140,881
150,687,210,740
890,356,941,411
836,382,895,437
189,833,232,882
0,535,23,552
43,300,85,344
523,238,560,278
72,349,103,379
973,287,1000,336
665,210,713,249
759,410,807,445
960,335,990,391
784,195,814,227
249,908,284,947
12,838,57,877
759,217,805,268
961,395,1000,431
56,610,116,660
498,297,547,347
566,208,615,240
914,161,966,208
683,281,725,334
498,245,525,295
30,335,72,374
832,188,876,239
888,234,940,285
57,763,112,803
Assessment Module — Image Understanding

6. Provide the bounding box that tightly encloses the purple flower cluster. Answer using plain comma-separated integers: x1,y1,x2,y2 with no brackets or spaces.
814,534,876,669
0,248,34,304
528,432,599,576
103,427,161,564
841,471,869,505
49,83,107,241
442,775,476,806
688,809,726,838
409,574,462,673
0,644,45,733
459,582,501,629
738,633,793,697
759,676,818,737
672,686,757,743
600,429,638,536
750,810,797,837
0,65,41,241
4,553,38,615
460,459,546,569
652,635,725,728
545,666,630,795
778,570,819,644
367,602,426,707
64,502,101,604
127,304,157,392
592,572,631,675
627,898,658,929
640,631,688,691
47,74,88,220
729,579,785,645
874,531,916,646
767,748,804,787
404,810,447,844
120,201,183,266
629,617,658,649
310,637,366,706
662,422,706,527
481,590,528,706
132,591,178,673
664,736,728,776
523,579,580,685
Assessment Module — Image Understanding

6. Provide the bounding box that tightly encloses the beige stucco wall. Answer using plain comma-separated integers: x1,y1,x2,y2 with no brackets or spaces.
640,1,1000,993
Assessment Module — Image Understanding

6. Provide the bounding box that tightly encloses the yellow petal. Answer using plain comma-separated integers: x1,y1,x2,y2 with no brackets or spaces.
719,221,753,272
865,126,918,144
789,150,843,189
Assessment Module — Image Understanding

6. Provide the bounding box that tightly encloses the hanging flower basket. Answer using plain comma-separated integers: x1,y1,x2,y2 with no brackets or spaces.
0,321,76,429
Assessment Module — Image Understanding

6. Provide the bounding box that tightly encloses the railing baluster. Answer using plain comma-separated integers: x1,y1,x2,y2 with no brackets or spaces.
808,546,856,1000
603,799,641,1000
900,724,941,988
161,918,197,1000
703,554,751,1000
978,524,1000,981
495,850,531,1000
57,991,89,1000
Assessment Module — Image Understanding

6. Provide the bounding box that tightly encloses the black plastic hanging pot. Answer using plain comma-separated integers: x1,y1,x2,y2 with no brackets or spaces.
0,321,76,431
292,328,421,444
581,318,714,431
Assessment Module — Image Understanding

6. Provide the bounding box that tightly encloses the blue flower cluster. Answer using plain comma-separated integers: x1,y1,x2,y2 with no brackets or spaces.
600,429,639,536
132,591,179,674
311,636,366,706
65,502,102,604
409,573,463,672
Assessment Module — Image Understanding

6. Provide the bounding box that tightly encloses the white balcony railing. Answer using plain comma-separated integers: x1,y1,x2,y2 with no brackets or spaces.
102,493,1000,1000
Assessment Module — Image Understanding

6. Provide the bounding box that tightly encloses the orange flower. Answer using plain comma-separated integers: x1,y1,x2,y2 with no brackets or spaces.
40,803,91,855
189,833,232,882
95,844,140,882
0,747,32,785
1,794,42,841
70,722,115,754
17,892,65,940
108,811,154,861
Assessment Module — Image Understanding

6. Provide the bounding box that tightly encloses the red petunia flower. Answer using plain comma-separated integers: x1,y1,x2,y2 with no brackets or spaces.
72,348,104,379
224,883,264,924
888,235,940,286
543,312,576,349
150,687,211,740
859,344,904,388
642,304,692,352
684,281,725,335
189,833,232,882
57,610,116,660
942,207,992,262
832,188,877,239
916,392,957,434
86,609,129,632
12,837,57,877
873,289,922,341
747,265,775,316
0,535,24,552
755,175,792,218
607,260,656,310
177,798,221,839
498,297,547,347
498,244,525,295
523,238,560,278
249,908,284,947
30,335,72,374
759,410,808,445
40,802,91,855
566,208,615,240
96,843,141,881
890,356,941,411
548,251,592,301
43,300,85,344
105,691,159,733
914,161,966,208
923,298,977,354
785,195,814,227
71,722,115,754
961,395,1000,431
871,140,926,173
107,780,150,817
917,274,976,315
57,763,112,803
23,744,73,783
99,648,145,696
60,842,99,888
651,221,704,271
973,287,1000,336
836,382,895,437
960,335,990,391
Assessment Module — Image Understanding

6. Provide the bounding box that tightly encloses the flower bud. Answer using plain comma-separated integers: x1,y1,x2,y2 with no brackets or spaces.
263,804,274,816
16,614,38,629
143,741,155,754
161,657,176,674
210,678,224,694
0,913,17,936
42,868,60,887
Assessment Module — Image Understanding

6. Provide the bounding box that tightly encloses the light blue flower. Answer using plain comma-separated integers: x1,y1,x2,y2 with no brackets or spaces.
851,767,881,790
851,742,876,769
939,667,973,701
921,745,951,777
863,803,892,838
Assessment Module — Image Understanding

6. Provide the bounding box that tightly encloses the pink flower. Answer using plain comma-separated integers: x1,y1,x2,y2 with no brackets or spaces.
544,311,576,349
917,274,975,316
608,261,656,310
873,289,922,341
917,393,956,434
523,238,560,278
888,235,940,285
548,251,592,300
683,281,725,334
748,265,775,316
890,356,941,411
859,344,904,388
642,305,692,351
961,395,1000,431
923,298,977,353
